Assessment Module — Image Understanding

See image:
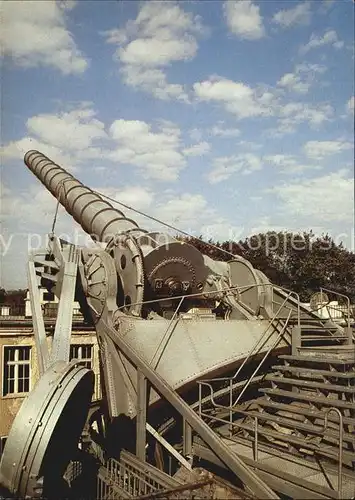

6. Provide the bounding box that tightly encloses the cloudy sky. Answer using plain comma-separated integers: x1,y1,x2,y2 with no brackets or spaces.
1,0,354,288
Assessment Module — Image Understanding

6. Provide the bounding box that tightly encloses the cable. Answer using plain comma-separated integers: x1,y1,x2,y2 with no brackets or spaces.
92,189,239,261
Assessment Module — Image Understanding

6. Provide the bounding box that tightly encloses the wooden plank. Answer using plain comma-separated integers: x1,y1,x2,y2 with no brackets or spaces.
271,365,355,379
266,375,355,393
279,354,355,366
227,409,355,444
260,388,355,410
193,442,338,499
254,399,355,426
222,421,354,464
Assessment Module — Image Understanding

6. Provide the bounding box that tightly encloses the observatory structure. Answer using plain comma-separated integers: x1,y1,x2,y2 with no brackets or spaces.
0,151,354,499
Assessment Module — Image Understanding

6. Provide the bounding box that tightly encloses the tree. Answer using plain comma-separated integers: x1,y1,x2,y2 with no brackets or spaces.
184,231,355,302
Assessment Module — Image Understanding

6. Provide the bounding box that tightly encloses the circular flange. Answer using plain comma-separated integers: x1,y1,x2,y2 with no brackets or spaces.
228,258,263,315
0,361,94,498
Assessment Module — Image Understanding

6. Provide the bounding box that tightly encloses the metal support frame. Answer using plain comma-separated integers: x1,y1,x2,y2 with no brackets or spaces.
136,370,147,462
320,287,352,330
101,340,192,471
50,244,79,363
183,419,192,458
27,258,49,375
100,315,279,499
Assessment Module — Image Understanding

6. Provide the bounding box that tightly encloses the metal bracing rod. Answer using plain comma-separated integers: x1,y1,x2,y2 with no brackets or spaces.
104,337,192,470
233,310,292,407
27,259,50,375
136,370,147,462
150,297,184,370
99,314,279,500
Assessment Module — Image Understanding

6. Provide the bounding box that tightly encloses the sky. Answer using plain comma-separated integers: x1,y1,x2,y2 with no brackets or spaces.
1,0,354,289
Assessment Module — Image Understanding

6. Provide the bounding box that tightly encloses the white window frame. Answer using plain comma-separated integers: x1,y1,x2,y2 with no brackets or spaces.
2,345,32,397
69,344,93,369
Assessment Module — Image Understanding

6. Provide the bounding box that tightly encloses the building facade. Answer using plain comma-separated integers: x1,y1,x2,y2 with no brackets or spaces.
0,315,100,458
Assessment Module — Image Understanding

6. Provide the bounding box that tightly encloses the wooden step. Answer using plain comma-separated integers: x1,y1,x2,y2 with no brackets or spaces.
225,437,355,499
260,388,355,411
301,336,348,341
193,438,343,499
266,375,355,394
253,399,355,426
229,409,355,444
221,421,355,465
279,354,355,366
272,365,355,380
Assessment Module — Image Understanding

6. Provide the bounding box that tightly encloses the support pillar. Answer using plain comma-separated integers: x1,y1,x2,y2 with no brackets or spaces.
292,326,301,355
136,370,147,462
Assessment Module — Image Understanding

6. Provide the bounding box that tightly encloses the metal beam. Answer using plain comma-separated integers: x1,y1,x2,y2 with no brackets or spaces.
50,245,79,363
100,316,279,500
27,259,49,375
136,370,147,462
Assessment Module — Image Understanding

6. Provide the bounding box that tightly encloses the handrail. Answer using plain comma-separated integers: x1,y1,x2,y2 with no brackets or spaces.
198,296,294,412
271,285,301,329
323,407,343,498
232,309,292,407
199,289,295,385
320,287,351,330
198,405,345,497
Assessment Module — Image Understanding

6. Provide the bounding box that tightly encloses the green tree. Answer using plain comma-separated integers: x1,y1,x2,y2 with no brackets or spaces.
184,231,355,302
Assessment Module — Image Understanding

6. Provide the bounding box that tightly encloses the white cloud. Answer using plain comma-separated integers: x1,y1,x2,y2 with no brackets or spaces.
319,0,335,13
1,1,88,74
108,119,185,181
103,1,203,100
272,2,312,28
347,96,354,113
208,154,262,184
183,142,210,157
271,170,354,223
98,186,154,213
300,29,344,55
264,154,321,174
121,66,188,101
304,140,353,160
277,63,327,94
1,105,107,167
193,77,278,119
276,102,333,134
189,128,203,142
211,125,241,137
223,0,265,40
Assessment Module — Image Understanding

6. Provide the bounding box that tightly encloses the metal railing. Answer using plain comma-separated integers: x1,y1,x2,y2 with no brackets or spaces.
320,288,352,330
96,450,181,499
197,289,296,421
197,404,345,498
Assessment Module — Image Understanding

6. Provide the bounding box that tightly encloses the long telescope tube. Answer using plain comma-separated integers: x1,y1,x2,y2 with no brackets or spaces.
24,150,146,242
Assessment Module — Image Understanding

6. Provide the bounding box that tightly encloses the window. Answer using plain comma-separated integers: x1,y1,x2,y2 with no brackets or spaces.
0,437,7,457
2,346,31,396
70,345,92,369
43,291,55,301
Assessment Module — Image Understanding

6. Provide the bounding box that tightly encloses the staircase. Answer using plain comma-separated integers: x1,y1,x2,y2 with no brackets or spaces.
194,318,355,499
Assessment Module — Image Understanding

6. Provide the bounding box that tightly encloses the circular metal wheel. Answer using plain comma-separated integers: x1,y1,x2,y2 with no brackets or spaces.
0,361,94,499
228,258,265,315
